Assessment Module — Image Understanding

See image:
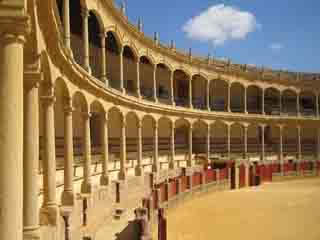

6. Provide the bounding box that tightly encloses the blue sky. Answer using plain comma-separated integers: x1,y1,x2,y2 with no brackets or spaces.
116,0,319,73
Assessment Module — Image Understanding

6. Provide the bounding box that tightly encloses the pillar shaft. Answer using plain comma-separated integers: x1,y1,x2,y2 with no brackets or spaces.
100,33,107,83
152,122,159,172
244,87,247,113
119,116,126,180
153,65,158,102
261,125,265,162
135,121,143,176
81,8,91,73
81,112,92,193
189,77,193,108
136,60,141,97
170,71,175,105
297,93,300,116
279,93,282,115
279,126,284,164
61,100,75,205
206,125,211,163
227,83,231,112
297,126,301,162
227,124,231,160
63,0,71,50
100,113,109,185
187,125,193,167
169,121,175,169
119,47,124,93
262,89,265,114
23,80,40,239
206,80,210,110
244,126,248,159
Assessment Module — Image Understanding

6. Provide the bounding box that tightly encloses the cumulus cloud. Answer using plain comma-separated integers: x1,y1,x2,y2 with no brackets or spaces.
182,4,259,45
270,43,284,51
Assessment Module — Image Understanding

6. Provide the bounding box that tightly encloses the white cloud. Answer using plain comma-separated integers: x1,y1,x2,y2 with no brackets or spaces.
182,4,259,45
270,43,284,51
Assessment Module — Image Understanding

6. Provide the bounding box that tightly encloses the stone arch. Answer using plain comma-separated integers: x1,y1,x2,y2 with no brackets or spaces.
156,63,171,104
265,87,280,115
211,121,228,156
211,79,228,111
230,82,244,113
192,74,207,110
282,89,297,115
230,122,244,155
193,120,208,155
89,100,105,150
126,111,139,162
173,69,191,107
300,90,316,116
247,85,262,114
70,0,83,67
122,45,138,95
72,91,89,113
247,123,260,155
283,124,298,158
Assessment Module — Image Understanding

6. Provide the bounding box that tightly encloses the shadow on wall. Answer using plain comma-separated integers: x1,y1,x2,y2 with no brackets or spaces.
115,220,141,240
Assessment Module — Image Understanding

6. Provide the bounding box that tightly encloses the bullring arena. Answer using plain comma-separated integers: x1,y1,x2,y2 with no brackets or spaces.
0,0,320,240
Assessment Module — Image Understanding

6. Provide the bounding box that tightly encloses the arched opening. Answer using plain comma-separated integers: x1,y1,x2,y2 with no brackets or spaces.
192,75,207,110
283,124,298,160
108,107,123,177
123,46,137,95
282,89,297,116
126,112,139,171
193,121,207,161
158,117,172,169
140,56,155,100
247,85,262,114
175,119,190,167
300,91,316,116
301,124,317,158
247,124,260,158
264,88,280,115
106,31,121,90
173,70,190,107
156,64,171,104
70,0,83,67
230,123,244,157
88,12,102,80
230,82,244,113
212,121,227,157
142,115,156,172
211,79,228,111
55,0,63,23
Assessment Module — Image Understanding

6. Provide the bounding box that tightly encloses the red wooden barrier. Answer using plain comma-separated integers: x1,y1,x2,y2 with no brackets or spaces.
181,176,188,192
153,190,158,209
192,172,201,186
219,168,228,180
249,166,255,186
159,183,166,203
205,169,215,183
239,164,246,188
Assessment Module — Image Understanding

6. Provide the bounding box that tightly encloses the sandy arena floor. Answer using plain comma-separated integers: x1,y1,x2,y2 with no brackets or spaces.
167,177,320,240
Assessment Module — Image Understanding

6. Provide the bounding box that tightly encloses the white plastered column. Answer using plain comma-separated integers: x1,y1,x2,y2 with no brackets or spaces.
187,124,193,167
63,0,72,55
227,82,231,112
297,92,300,116
189,76,193,108
119,46,125,93
81,112,93,193
152,121,159,172
297,125,302,162
23,77,40,240
170,71,175,105
243,124,248,159
136,59,141,98
244,87,248,114
118,115,127,180
61,98,75,206
153,65,158,102
135,120,143,176
100,32,107,84
279,125,284,174
206,124,211,164
227,123,231,160
262,88,265,115
100,112,110,185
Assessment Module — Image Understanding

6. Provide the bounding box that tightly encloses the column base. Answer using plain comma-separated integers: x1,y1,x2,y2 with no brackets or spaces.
120,88,126,94
168,161,175,170
23,226,40,240
61,190,75,206
40,204,59,226
135,166,143,176
66,47,74,59
118,170,126,180
84,65,92,75
100,174,110,186
81,181,92,194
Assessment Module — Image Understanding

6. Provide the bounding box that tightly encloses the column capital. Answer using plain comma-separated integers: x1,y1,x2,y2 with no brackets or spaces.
41,95,56,105
0,15,30,43
80,8,90,18
259,123,267,129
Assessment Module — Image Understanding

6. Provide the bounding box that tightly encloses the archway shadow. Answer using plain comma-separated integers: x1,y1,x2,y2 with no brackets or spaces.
115,220,141,240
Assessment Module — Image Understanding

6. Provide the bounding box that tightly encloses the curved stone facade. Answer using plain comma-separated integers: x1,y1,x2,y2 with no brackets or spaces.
0,0,320,240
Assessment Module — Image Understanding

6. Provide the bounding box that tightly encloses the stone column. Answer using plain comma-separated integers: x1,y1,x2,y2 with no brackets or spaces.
227,123,231,160
0,11,29,240
100,112,109,185
227,82,231,112
119,115,127,180
119,46,125,93
206,124,211,164
206,79,210,110
170,71,175,105
136,59,141,98
61,98,75,206
153,65,158,102
297,125,302,162
100,32,107,84
135,120,143,176
244,87,248,114
316,93,319,117
260,124,265,162
187,124,193,167
244,125,248,159
63,0,71,53
40,92,59,224
169,121,175,169
23,78,40,240
81,112,92,193
152,121,159,172
81,8,91,74
262,89,265,115
189,76,193,108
